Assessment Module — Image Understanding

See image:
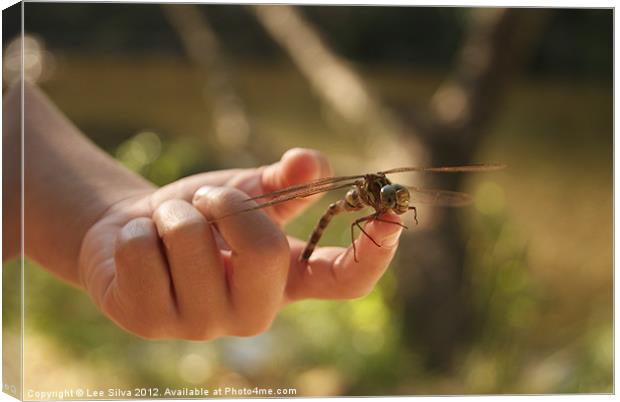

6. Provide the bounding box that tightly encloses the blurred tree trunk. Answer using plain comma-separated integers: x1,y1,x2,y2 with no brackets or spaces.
395,8,549,370
250,5,427,169
162,4,254,166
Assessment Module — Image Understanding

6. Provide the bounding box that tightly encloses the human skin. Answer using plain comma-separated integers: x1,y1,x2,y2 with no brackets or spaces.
3,83,404,340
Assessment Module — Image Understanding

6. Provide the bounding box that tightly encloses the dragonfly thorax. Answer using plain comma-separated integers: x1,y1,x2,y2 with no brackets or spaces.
380,184,410,214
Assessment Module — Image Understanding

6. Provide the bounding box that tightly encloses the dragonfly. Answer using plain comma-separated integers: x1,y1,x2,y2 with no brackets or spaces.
211,163,505,263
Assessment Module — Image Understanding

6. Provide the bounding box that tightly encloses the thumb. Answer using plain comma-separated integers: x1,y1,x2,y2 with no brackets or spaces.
226,148,332,225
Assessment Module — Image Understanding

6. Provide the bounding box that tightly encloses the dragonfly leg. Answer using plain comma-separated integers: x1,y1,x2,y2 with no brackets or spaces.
409,206,418,225
372,216,408,230
351,213,382,263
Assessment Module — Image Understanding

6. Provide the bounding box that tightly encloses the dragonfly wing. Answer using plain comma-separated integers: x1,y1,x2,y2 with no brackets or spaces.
247,173,364,201
381,163,506,175
247,164,504,200
210,181,357,221
407,186,473,207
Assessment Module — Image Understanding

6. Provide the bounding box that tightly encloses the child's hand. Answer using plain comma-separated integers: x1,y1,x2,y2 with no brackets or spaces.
78,148,404,340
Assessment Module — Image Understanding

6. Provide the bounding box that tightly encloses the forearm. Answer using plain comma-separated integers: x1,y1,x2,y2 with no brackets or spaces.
4,82,155,285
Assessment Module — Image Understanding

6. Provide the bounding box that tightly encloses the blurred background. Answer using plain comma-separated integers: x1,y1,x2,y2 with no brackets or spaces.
3,4,612,396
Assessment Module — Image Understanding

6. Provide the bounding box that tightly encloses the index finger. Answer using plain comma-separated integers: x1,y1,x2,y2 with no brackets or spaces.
151,148,333,227
283,213,404,302
193,186,290,333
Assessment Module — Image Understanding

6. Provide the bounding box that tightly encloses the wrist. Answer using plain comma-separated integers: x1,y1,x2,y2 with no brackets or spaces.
20,82,157,286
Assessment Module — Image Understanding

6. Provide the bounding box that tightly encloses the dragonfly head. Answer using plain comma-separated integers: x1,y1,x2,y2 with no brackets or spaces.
380,184,410,214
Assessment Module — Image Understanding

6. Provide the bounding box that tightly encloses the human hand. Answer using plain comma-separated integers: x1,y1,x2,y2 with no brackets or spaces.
79,148,404,340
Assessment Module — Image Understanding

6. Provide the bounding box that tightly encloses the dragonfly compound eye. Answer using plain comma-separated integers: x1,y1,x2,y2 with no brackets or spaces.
380,185,398,208
394,185,410,202
393,184,410,214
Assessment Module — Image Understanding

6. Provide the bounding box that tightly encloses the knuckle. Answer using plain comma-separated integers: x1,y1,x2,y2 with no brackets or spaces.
116,218,156,256
162,215,206,240
159,218,208,257
208,187,248,213
154,199,182,218
154,199,206,232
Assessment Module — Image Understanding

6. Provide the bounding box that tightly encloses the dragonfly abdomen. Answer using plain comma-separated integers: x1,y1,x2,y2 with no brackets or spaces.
299,195,364,262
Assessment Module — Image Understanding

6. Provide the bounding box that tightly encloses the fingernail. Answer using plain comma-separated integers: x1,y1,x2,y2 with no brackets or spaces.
381,228,403,247
193,186,214,202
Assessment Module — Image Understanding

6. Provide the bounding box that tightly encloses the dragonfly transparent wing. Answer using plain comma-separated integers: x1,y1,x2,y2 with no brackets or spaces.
210,181,358,221
381,163,506,175
246,174,364,202
407,186,473,207
247,163,504,201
